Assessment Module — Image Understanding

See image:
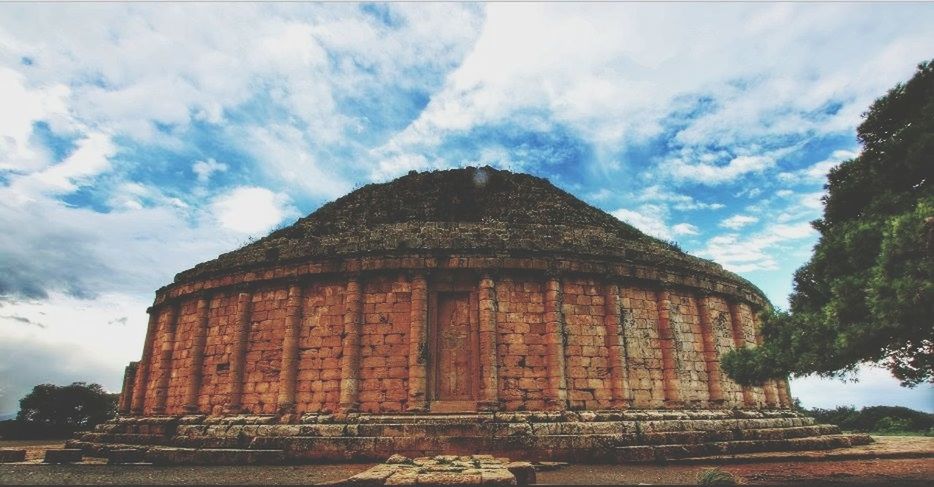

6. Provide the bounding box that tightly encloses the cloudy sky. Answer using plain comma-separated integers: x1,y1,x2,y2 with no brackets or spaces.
1,3,932,416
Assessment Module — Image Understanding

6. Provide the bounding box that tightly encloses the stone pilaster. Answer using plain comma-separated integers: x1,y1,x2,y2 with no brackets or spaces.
118,362,138,415
777,378,792,408
183,295,210,413
727,301,756,408
277,283,304,418
478,274,499,411
130,308,159,415
697,294,725,405
225,291,252,414
407,273,428,412
339,276,363,413
152,303,179,415
603,283,630,408
544,274,568,410
654,289,681,407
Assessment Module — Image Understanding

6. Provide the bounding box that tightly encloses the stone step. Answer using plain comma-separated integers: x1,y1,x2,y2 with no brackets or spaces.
613,434,873,462
68,433,871,464
145,447,286,466
161,417,819,442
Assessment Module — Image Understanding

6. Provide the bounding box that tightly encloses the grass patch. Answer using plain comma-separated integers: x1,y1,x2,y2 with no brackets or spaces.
697,467,738,486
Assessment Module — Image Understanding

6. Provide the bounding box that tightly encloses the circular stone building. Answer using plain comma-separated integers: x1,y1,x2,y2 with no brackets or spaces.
75,167,868,463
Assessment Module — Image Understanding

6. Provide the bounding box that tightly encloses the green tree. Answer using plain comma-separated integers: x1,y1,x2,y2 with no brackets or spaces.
13,382,117,437
722,60,934,387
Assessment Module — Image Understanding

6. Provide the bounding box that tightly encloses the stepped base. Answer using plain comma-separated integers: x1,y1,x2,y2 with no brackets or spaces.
70,409,871,464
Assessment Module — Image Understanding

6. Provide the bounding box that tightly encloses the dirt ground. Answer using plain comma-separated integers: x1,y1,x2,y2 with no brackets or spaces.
536,458,933,485
0,436,931,485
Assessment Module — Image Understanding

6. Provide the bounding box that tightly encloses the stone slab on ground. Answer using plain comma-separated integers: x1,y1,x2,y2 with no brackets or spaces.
0,450,26,463
333,454,536,486
673,435,934,464
43,449,83,464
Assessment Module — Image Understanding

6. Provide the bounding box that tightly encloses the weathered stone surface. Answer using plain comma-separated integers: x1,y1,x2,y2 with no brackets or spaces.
0,449,26,463
73,410,868,463
338,454,523,486
386,454,413,464
145,447,285,465
43,449,83,463
107,449,147,464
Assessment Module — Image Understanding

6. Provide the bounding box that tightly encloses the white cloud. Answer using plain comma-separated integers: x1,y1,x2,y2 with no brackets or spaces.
720,214,759,230
7,132,116,202
697,221,816,272
210,186,297,235
636,185,725,211
672,223,700,236
239,124,353,199
192,158,228,183
373,3,931,183
665,154,776,185
778,149,857,184
612,204,698,241
612,205,672,241
0,67,72,173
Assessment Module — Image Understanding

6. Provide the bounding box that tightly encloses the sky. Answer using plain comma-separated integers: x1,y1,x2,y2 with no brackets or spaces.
0,3,932,417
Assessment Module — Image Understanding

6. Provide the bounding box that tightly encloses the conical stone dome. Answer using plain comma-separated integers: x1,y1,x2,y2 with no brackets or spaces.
174,166,765,305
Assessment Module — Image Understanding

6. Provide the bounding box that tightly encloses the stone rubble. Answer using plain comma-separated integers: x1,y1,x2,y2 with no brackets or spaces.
335,454,536,486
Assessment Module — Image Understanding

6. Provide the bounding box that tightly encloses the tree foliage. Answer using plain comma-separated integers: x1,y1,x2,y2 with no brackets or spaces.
0,382,117,439
722,60,934,386
805,405,933,435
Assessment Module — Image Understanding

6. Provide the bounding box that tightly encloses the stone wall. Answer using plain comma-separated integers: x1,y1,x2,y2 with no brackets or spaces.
496,277,548,411
359,275,411,413
620,287,666,408
125,265,790,417
562,277,611,410
295,281,345,414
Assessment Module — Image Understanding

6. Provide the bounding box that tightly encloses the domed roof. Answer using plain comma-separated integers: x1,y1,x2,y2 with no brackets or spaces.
173,167,765,302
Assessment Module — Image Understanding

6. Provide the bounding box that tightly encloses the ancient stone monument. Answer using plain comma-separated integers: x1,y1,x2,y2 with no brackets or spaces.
72,167,869,463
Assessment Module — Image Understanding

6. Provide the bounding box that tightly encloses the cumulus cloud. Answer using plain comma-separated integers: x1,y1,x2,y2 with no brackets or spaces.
636,185,725,211
664,154,776,186
672,223,700,236
210,186,297,235
374,3,932,180
778,149,857,184
611,205,699,241
720,214,759,230
697,221,817,272
0,67,71,173
192,158,228,183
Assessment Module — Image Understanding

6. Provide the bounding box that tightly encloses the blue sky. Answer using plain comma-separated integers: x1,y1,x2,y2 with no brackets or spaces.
0,3,931,416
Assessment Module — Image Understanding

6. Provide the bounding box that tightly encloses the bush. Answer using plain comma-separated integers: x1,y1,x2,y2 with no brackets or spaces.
805,405,933,435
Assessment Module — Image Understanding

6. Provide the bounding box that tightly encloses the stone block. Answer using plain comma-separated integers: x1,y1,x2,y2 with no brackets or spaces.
43,449,83,463
479,469,515,485
0,449,26,463
107,449,147,464
505,462,536,485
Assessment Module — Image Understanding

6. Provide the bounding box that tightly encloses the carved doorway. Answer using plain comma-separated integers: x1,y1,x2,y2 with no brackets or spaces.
429,291,478,412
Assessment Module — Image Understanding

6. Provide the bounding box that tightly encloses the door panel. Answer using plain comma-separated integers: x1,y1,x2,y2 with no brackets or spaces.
434,293,474,401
